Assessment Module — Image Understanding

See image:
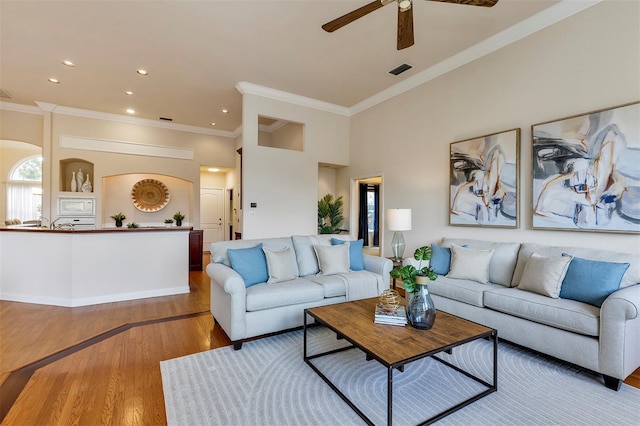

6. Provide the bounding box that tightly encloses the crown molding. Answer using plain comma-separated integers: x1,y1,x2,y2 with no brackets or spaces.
0,101,44,115
236,81,350,116
350,0,602,115
50,104,236,137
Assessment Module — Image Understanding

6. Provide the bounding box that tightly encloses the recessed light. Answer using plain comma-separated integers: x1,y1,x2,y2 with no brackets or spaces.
126,108,135,114
136,69,148,76
208,168,220,173
221,109,229,114
125,91,134,96
62,60,75,67
48,78,60,84
210,122,216,126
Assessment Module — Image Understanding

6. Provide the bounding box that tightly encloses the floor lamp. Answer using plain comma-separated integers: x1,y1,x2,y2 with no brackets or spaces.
386,209,411,261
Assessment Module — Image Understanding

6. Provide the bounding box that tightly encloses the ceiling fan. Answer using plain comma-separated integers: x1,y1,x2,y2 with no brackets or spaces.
322,0,499,50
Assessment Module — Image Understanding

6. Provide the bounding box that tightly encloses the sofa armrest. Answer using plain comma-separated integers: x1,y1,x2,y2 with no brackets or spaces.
599,284,640,380
206,262,248,341
363,255,393,294
206,262,246,296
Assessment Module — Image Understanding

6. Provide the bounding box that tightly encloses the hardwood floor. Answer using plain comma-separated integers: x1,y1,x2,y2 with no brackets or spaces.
0,254,639,425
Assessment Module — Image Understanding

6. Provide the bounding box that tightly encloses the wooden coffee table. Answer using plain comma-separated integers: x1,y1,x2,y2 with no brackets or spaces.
304,297,497,426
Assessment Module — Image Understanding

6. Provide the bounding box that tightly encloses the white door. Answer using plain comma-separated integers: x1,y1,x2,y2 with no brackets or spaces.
201,188,224,251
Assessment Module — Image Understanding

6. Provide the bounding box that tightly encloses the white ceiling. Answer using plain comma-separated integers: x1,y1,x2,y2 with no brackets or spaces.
2,0,587,135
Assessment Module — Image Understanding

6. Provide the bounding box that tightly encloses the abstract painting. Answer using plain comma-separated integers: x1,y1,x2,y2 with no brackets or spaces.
450,128,520,228
532,101,640,233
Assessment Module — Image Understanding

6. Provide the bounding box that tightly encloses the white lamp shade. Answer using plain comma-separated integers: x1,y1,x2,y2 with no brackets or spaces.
386,209,411,231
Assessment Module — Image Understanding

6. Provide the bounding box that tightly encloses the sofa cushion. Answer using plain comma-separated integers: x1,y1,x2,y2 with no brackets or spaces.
429,276,504,307
292,235,325,276
447,245,495,284
211,237,297,271
441,238,521,286
484,287,600,337
560,256,630,307
245,278,324,311
517,253,572,298
263,246,298,284
305,274,347,298
314,244,350,275
227,243,268,287
331,238,365,271
512,243,639,289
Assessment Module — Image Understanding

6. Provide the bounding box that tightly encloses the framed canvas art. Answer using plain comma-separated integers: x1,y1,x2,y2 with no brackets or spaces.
532,101,640,233
450,128,520,228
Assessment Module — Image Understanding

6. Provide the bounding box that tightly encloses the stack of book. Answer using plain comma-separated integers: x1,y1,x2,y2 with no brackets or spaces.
374,303,407,326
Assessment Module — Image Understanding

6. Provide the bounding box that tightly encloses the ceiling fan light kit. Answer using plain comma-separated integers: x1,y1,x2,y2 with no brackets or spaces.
322,0,499,51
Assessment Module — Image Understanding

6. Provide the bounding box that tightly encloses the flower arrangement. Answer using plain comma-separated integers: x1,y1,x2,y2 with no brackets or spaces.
126,222,139,228
389,246,437,293
164,218,174,224
173,211,185,221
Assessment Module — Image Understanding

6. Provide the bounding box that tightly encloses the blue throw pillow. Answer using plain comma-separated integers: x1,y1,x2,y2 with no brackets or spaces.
331,238,365,271
559,255,630,307
227,243,268,287
430,244,467,275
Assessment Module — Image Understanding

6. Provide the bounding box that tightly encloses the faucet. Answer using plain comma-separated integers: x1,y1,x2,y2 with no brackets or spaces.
50,218,61,229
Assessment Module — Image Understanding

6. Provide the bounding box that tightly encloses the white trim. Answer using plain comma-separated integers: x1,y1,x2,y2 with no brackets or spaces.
351,0,602,115
59,135,195,160
51,104,236,137
0,286,190,307
236,81,350,116
0,101,44,115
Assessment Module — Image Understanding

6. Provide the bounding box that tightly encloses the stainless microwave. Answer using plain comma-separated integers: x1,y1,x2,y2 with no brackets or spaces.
58,197,96,216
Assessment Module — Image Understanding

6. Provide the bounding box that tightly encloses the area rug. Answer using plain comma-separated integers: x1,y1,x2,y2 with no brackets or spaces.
161,327,640,425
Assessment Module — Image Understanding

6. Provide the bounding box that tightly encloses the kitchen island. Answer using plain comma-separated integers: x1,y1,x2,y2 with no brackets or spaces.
0,227,191,307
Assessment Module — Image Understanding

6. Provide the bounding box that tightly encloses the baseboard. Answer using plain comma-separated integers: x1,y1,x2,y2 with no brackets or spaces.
0,285,190,307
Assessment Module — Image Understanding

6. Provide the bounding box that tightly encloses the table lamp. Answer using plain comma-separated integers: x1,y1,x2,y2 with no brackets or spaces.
386,208,411,261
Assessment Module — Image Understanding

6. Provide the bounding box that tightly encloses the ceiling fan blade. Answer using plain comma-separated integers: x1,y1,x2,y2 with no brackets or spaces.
322,0,388,33
429,0,499,7
397,5,414,50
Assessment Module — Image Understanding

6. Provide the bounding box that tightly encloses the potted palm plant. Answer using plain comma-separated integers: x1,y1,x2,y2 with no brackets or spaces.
110,212,126,227
390,246,438,329
173,211,185,227
318,194,344,234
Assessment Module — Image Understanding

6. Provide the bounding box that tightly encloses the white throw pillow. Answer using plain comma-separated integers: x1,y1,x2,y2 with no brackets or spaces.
262,246,297,284
447,244,495,284
313,243,350,275
517,253,572,298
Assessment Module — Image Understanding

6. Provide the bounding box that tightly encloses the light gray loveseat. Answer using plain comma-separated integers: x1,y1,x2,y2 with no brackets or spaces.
418,237,640,391
207,234,392,350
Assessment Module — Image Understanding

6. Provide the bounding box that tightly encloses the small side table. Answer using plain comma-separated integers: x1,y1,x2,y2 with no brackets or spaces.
387,257,403,289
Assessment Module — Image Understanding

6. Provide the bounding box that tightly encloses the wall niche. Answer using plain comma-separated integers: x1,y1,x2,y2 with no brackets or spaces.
60,158,94,193
258,115,304,151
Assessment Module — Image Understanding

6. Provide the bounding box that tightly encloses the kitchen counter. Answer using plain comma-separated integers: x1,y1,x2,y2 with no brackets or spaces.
0,226,192,233
0,227,191,307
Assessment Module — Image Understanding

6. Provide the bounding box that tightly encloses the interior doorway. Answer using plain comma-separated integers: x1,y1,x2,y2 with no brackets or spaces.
200,188,224,251
352,175,382,257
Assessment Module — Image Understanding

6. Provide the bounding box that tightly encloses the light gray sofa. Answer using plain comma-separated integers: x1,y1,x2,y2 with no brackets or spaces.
207,234,392,350
420,237,640,391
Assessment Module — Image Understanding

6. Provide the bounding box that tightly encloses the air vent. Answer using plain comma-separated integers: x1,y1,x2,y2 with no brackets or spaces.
159,117,173,122
388,63,412,76
0,88,13,99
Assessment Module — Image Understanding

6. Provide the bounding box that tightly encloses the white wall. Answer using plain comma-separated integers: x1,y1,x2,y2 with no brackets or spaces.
345,0,640,256
240,93,349,238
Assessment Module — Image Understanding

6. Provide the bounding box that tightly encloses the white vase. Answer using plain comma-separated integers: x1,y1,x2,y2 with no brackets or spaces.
70,171,77,192
81,174,92,193
76,168,84,191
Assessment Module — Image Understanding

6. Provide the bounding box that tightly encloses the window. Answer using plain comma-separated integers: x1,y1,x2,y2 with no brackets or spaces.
6,156,43,221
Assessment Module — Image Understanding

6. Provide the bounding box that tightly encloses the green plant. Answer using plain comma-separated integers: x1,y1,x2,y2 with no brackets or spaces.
173,211,186,221
110,212,126,221
389,246,437,293
126,222,139,228
317,194,344,234
164,218,174,224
